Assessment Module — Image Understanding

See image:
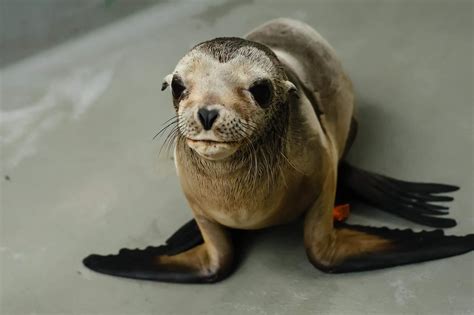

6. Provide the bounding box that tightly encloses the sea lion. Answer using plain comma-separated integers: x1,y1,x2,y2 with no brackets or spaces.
83,18,473,283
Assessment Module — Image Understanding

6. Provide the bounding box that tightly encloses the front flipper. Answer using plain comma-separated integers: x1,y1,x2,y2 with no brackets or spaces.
310,223,474,273
337,162,459,228
83,218,233,283
160,219,203,255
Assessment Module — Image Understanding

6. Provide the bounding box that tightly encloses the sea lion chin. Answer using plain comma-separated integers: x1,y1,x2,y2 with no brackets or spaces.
186,138,240,161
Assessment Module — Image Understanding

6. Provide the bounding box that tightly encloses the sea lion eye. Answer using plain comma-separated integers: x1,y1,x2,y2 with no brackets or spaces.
171,77,186,99
249,79,273,107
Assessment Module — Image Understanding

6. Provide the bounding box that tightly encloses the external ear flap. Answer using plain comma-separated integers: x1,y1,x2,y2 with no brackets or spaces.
161,74,173,91
284,80,298,99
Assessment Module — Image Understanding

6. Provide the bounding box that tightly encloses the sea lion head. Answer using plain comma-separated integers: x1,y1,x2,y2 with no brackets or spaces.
162,37,297,161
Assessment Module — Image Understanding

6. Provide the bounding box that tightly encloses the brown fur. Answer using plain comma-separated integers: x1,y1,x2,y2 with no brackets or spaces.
161,18,388,275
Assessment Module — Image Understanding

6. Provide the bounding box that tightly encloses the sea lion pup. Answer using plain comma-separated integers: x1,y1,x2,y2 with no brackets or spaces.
84,18,473,283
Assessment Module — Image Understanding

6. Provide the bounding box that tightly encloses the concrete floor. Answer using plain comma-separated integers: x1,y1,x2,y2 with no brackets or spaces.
1,0,473,314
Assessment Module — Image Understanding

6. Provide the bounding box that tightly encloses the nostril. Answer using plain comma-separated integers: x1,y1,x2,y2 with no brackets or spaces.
198,108,219,130
197,109,209,129
207,110,218,126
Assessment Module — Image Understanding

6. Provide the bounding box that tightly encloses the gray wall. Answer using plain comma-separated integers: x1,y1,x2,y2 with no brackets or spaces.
0,0,162,67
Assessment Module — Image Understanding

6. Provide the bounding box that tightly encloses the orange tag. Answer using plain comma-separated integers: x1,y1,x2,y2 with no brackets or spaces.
333,203,350,222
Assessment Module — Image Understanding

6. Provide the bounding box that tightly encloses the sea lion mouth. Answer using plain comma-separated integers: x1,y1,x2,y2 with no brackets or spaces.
186,138,240,160
186,138,239,145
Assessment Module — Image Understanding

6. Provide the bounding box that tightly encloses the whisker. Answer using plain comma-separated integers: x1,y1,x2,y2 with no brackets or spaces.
161,116,179,125
152,114,183,140
158,124,182,157
153,120,178,140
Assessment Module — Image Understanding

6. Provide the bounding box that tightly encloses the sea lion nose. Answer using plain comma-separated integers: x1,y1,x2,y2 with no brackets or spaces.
197,108,219,130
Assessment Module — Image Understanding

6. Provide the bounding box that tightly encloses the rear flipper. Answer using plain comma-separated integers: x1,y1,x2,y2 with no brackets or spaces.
307,223,474,273
82,219,235,283
337,161,459,228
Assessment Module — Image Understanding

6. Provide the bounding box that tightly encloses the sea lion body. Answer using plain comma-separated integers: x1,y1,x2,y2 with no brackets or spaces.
83,18,473,283
176,18,350,230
